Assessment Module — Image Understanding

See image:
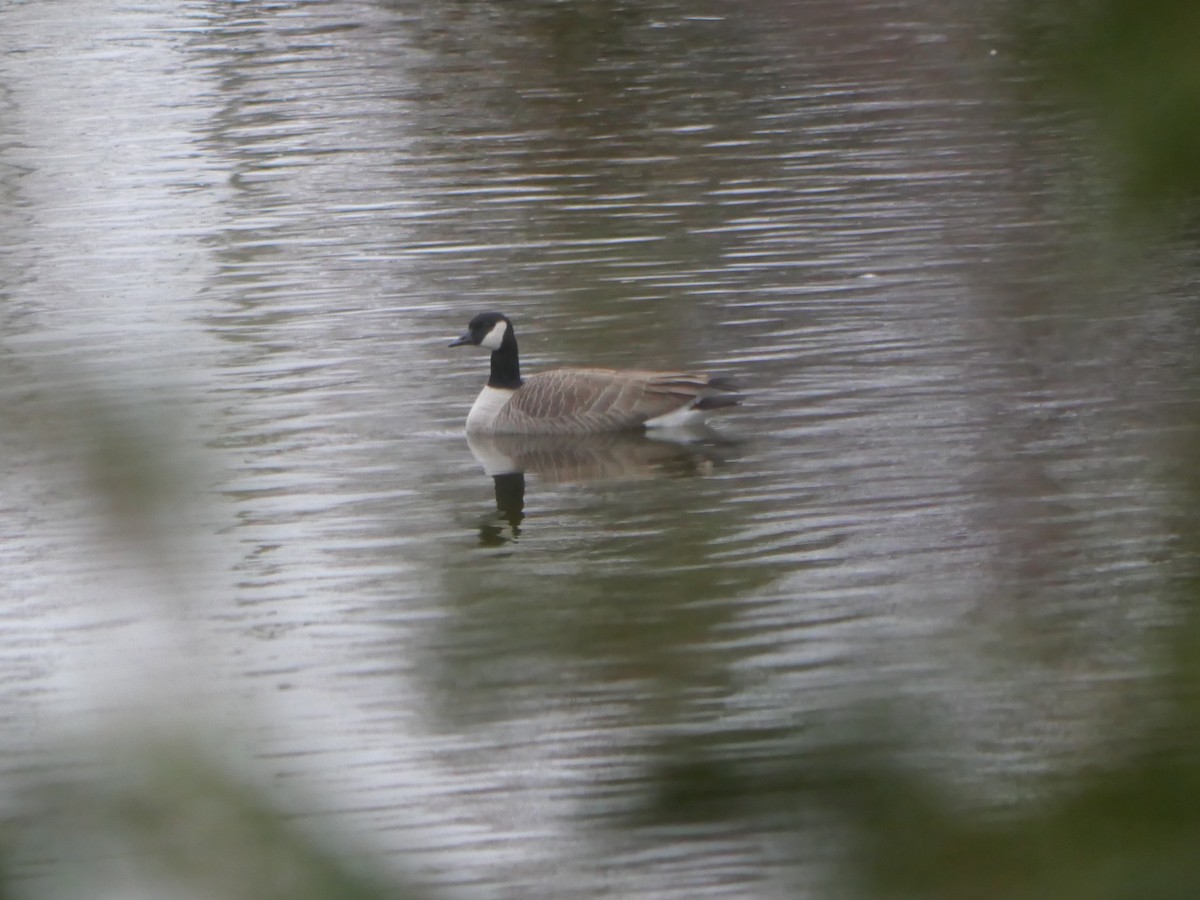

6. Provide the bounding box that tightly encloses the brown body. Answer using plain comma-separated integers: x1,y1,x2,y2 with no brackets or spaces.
466,368,738,434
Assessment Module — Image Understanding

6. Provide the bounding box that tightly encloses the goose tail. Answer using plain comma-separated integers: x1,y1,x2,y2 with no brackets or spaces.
695,376,742,410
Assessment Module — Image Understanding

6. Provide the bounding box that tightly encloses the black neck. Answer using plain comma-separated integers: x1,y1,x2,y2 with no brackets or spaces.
488,326,522,389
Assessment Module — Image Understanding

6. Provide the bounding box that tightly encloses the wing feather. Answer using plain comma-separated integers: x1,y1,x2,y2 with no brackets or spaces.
491,368,738,434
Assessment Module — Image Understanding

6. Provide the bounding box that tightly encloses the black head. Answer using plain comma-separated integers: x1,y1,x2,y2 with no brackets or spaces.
449,312,513,350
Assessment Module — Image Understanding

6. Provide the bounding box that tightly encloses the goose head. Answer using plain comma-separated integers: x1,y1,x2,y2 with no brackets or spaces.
449,311,513,351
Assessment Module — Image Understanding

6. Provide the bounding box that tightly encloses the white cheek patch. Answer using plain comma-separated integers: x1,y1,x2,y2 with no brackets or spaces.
480,319,508,350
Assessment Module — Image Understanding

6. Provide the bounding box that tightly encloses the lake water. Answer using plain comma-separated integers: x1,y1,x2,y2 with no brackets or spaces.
2,1,1199,898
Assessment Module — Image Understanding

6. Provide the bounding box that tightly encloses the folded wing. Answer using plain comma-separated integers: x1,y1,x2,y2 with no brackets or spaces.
494,368,739,434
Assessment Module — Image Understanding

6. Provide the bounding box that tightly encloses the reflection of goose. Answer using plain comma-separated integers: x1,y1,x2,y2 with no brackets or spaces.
468,430,732,546
467,430,728,484
449,312,741,434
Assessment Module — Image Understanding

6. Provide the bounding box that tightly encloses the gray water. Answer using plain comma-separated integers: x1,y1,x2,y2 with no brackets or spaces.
2,1,1199,897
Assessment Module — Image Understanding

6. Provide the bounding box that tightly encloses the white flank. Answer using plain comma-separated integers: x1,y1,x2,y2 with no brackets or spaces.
465,385,515,433
644,402,706,429
480,319,508,350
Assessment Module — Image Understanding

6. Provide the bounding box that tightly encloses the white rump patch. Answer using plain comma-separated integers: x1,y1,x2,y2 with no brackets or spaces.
645,402,706,429
480,319,508,350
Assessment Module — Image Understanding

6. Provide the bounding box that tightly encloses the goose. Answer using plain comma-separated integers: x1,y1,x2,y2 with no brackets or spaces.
449,312,741,434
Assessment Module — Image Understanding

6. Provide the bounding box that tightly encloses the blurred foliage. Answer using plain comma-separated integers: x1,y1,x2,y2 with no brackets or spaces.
641,662,1200,899
1017,0,1200,222
11,746,427,900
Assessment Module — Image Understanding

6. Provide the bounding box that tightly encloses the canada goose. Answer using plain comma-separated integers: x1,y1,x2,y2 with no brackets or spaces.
449,312,741,434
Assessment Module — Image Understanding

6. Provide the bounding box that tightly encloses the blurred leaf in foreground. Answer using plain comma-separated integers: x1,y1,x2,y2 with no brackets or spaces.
12,745,431,900
1020,0,1200,221
639,594,1200,900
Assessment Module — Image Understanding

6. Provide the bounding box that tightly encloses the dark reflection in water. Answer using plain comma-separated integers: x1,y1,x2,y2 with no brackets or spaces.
481,472,526,545
467,429,736,543
2,0,1200,898
467,429,733,482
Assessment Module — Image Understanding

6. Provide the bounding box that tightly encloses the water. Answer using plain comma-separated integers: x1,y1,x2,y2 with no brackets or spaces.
2,1,1199,897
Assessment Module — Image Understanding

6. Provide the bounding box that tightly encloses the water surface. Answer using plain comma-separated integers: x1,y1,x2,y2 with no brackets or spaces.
2,1,1199,897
